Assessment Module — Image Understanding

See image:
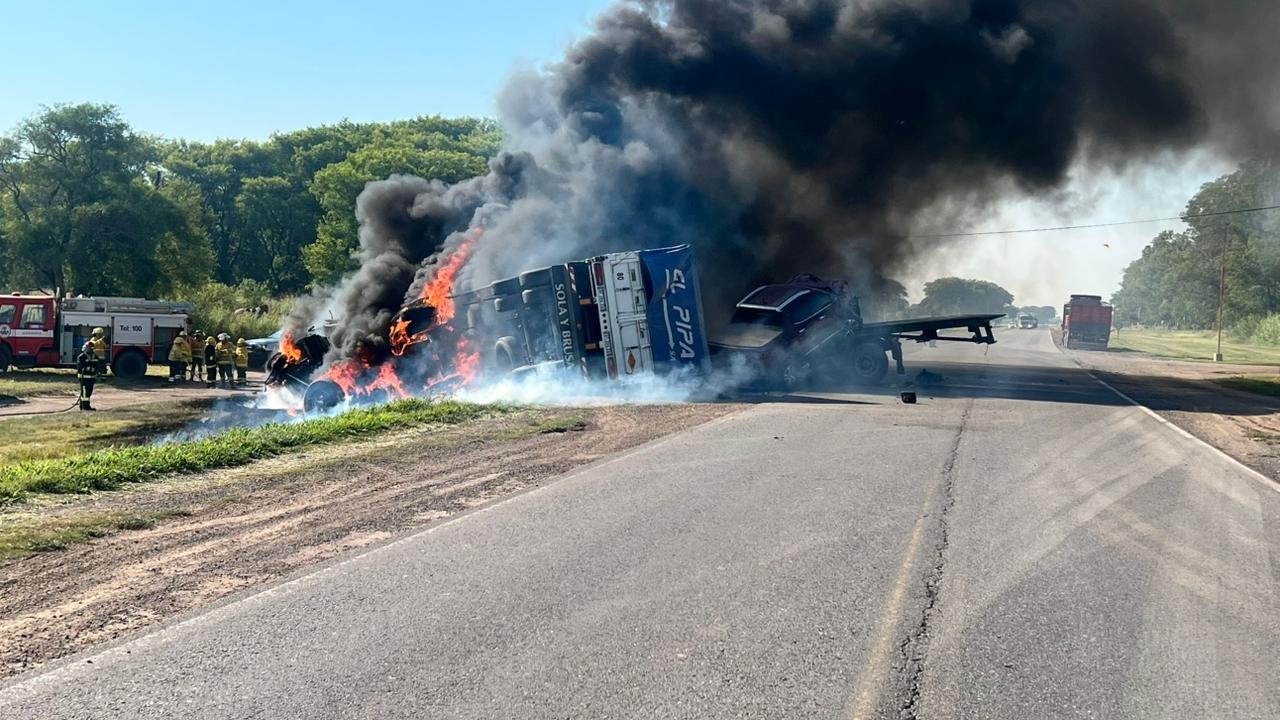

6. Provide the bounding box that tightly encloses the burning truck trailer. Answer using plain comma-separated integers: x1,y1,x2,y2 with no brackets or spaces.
271,243,1001,412
382,244,713,404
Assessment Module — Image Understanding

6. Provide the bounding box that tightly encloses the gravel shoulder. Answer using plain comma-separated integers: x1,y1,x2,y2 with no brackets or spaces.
0,372,266,418
0,402,737,677
1057,335,1280,482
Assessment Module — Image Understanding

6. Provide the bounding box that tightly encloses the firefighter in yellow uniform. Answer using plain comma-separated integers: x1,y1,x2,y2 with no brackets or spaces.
214,333,235,388
168,330,191,382
189,330,206,382
234,338,250,384
204,334,218,388
76,342,98,411
89,327,110,375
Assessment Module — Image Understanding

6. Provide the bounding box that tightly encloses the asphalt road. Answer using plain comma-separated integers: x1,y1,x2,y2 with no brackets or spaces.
4,328,1279,719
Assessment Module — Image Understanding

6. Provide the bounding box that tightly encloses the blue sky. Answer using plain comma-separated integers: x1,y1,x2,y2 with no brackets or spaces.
0,0,611,140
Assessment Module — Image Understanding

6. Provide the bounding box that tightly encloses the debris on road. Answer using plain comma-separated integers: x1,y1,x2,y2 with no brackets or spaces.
916,369,944,385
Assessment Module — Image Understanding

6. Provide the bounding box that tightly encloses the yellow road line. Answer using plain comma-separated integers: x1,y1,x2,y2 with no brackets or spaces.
847,486,938,720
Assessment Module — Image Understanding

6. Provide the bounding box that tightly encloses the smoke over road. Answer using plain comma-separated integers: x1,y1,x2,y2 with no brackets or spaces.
298,0,1280,363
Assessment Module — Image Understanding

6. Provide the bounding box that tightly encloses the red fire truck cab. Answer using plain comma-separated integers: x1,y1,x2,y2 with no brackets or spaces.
0,294,193,378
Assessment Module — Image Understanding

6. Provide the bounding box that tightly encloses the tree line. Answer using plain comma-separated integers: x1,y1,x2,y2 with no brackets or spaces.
1112,160,1280,341
0,103,501,299
0,103,1050,331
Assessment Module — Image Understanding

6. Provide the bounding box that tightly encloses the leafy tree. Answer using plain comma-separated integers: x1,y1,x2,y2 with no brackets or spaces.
166,115,500,290
1019,305,1057,323
0,103,202,295
235,176,316,294
862,278,909,320
304,140,491,284
916,277,1014,316
0,105,501,298
1113,160,1280,329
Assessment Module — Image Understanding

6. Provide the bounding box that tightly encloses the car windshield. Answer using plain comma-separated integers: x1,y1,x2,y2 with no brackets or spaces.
730,306,784,327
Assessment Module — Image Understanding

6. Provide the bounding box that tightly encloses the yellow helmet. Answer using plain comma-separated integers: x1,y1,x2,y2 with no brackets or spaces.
237,338,247,345
92,327,105,337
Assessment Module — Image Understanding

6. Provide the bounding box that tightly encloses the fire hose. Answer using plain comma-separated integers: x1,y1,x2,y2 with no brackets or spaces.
0,397,82,417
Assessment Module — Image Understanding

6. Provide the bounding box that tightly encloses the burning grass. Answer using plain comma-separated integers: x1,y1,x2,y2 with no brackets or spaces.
0,399,501,503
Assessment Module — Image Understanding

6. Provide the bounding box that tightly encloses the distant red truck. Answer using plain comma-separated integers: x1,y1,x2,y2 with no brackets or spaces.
1062,294,1113,349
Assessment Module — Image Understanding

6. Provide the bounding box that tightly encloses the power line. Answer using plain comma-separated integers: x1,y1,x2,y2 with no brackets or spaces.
911,202,1280,239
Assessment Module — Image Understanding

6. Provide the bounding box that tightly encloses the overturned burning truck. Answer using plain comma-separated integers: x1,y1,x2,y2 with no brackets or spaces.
268,243,1000,411
416,244,711,382
270,245,712,412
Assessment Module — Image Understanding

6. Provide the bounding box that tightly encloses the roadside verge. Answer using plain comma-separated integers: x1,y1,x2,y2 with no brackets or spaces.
0,402,735,677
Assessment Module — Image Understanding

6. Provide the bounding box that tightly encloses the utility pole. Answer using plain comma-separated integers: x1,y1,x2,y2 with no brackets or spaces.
1215,241,1227,362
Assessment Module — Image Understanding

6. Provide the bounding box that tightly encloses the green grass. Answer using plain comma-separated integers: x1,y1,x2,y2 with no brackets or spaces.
0,399,498,504
1109,329,1280,365
494,414,588,440
0,364,172,399
0,400,212,465
1217,375,1280,398
0,509,191,562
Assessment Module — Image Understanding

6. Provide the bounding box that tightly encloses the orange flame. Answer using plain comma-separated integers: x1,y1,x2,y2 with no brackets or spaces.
280,331,304,364
321,359,362,397
423,336,482,392
389,230,480,358
367,362,408,399
420,234,478,323
454,342,481,385
389,318,414,357
307,228,485,411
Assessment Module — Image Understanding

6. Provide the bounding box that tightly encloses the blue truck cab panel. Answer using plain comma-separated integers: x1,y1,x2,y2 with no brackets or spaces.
450,244,710,382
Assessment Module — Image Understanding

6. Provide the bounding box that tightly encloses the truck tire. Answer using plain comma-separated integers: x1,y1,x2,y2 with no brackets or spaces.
0,344,10,374
466,304,481,330
521,289,546,306
494,296,514,313
519,269,551,288
303,379,346,414
850,342,888,385
493,336,519,373
491,277,521,296
111,350,147,380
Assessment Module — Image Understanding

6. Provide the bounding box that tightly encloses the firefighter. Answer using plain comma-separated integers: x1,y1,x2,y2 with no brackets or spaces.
205,333,219,388
88,327,110,375
168,330,191,382
234,338,250,383
214,333,235,388
189,330,205,382
76,342,98,411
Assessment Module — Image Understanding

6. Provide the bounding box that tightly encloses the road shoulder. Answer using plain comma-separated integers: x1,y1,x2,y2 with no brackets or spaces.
0,402,736,677
1057,338,1280,484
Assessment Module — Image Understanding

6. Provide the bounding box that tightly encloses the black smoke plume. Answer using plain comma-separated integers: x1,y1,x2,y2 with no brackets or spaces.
299,0,1280,360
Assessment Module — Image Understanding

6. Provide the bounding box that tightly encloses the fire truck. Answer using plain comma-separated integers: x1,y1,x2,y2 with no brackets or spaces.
0,294,193,378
